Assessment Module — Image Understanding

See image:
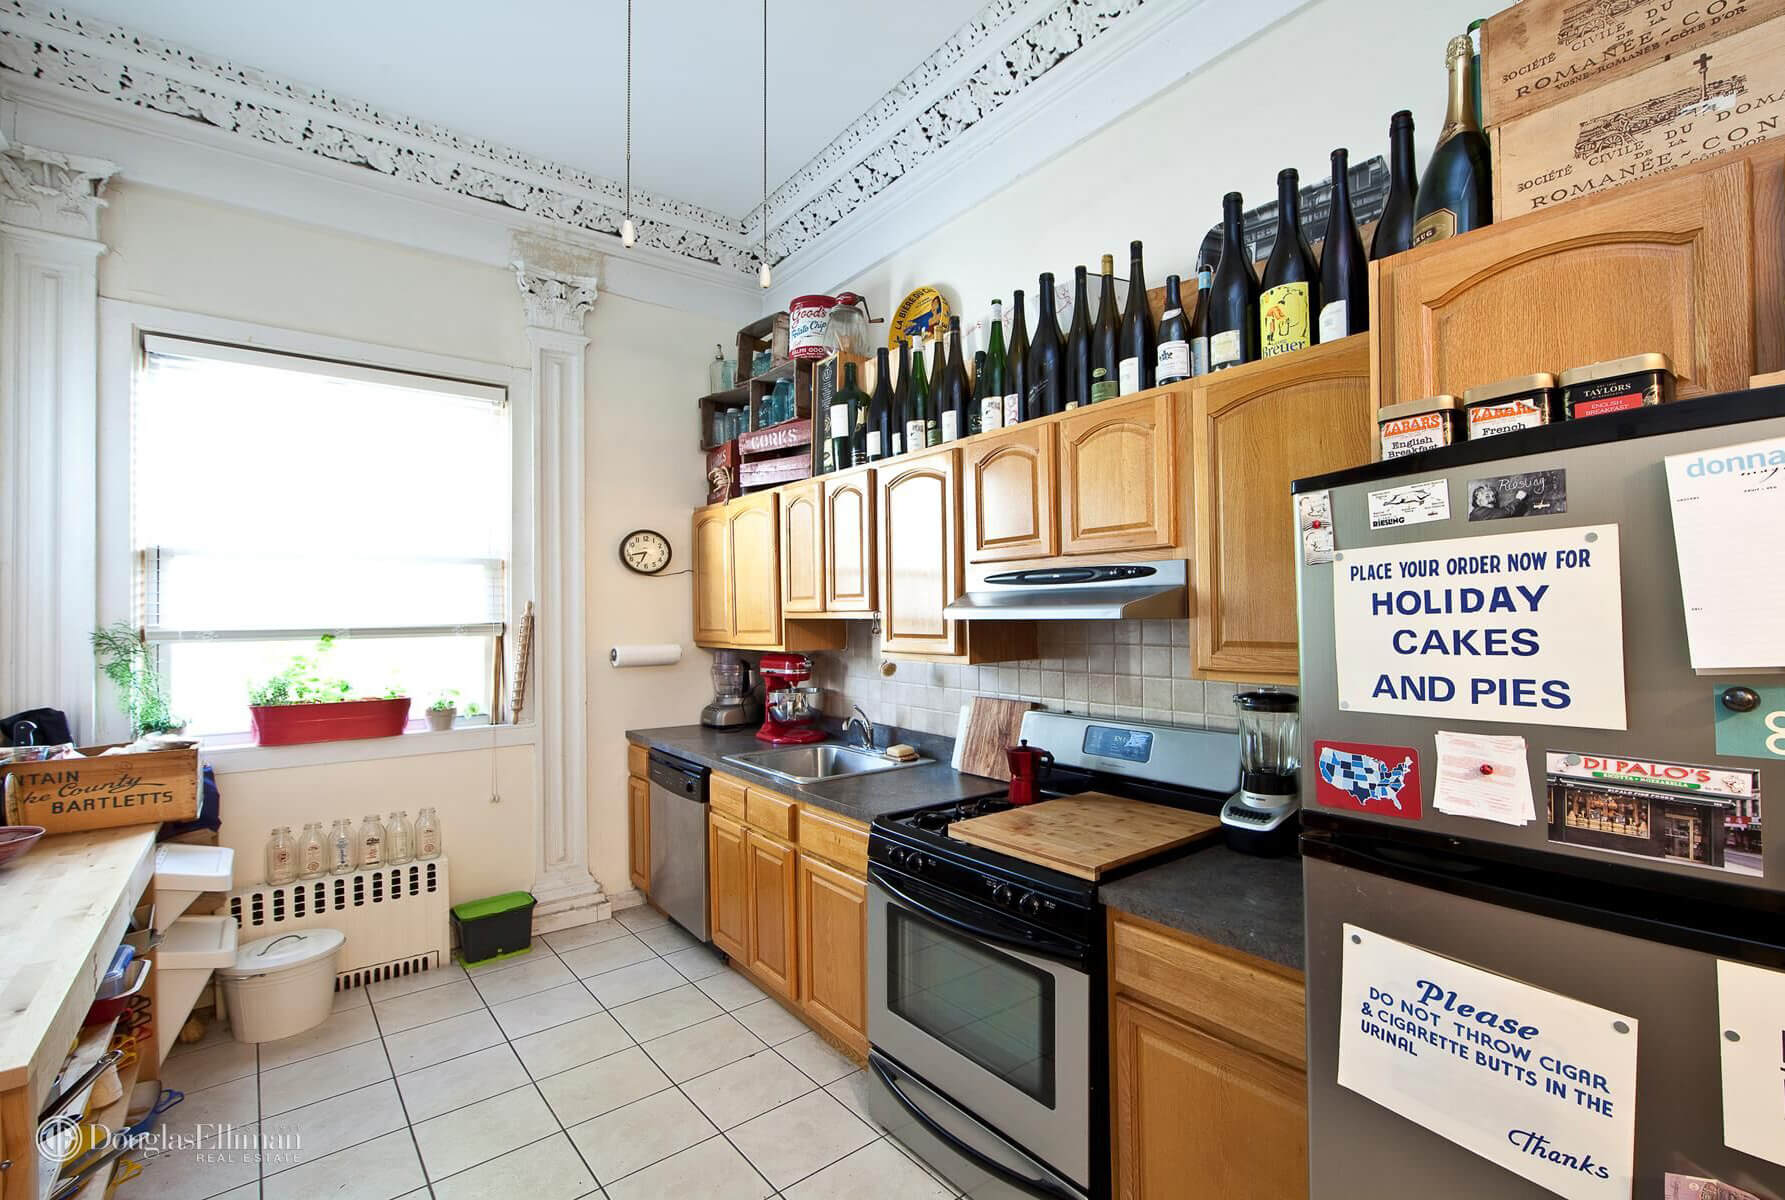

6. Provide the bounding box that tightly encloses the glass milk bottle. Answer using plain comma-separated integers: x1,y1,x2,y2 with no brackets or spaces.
356,814,386,869
297,822,326,879
328,818,356,874
385,811,414,865
415,806,443,860
265,826,298,885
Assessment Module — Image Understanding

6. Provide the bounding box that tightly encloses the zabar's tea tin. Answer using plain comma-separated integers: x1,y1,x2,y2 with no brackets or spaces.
1560,353,1675,420
1463,372,1560,439
1378,394,1462,460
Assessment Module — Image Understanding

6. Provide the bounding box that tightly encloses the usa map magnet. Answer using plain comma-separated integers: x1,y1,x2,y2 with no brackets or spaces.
1315,740,1422,820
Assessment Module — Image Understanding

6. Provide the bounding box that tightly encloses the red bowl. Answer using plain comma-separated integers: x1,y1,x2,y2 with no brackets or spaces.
0,826,44,868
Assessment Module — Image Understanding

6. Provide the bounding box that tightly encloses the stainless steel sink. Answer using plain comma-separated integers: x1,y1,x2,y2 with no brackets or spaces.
722,743,930,784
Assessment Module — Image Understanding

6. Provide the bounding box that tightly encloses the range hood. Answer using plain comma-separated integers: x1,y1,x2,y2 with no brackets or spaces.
942,560,1188,621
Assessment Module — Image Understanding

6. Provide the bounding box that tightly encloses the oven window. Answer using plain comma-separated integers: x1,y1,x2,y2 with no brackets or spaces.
886,907,1056,1107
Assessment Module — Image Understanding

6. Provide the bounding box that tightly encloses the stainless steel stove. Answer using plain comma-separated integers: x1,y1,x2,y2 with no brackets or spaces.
865,711,1240,1200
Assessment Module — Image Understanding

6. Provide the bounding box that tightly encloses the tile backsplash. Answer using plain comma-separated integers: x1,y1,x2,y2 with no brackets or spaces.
811,620,1270,739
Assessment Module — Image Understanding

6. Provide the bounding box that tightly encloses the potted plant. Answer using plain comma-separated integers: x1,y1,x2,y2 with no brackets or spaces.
91,622,184,737
247,636,410,746
426,691,458,731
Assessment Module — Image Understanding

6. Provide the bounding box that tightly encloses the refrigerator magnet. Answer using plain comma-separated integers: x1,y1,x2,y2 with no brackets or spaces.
1297,489,1335,566
1713,682,1785,763
1367,478,1450,530
1544,752,1762,879
1465,469,1568,521
1314,740,1422,820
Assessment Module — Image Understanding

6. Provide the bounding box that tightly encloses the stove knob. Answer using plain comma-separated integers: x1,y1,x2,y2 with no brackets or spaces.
991,884,1014,907
1017,893,1042,917
888,848,908,867
908,855,925,873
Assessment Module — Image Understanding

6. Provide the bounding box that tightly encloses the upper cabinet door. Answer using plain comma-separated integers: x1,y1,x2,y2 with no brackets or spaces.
1373,157,1756,410
964,423,1058,563
780,480,825,615
1193,336,1373,685
692,504,732,646
877,447,964,657
728,492,783,648
823,469,877,614
1058,392,1179,556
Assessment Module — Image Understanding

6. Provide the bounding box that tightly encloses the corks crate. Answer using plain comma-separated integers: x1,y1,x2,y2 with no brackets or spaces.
1481,0,1785,125
738,417,814,492
1490,12,1785,220
1,744,201,834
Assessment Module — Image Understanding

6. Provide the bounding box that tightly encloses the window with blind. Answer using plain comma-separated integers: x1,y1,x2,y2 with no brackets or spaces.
134,335,511,739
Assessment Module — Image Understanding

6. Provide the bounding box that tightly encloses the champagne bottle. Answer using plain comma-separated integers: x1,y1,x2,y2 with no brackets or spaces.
1208,192,1259,370
833,362,865,468
982,300,1007,432
940,317,971,442
1118,240,1155,394
1091,254,1121,403
1371,110,1418,260
891,339,911,456
1029,272,1065,418
1004,290,1029,427
1318,148,1368,343
970,349,988,436
1260,169,1317,358
907,337,937,449
1413,34,1492,247
868,346,894,462
1188,263,1213,377
1156,274,1190,386
1065,265,1092,410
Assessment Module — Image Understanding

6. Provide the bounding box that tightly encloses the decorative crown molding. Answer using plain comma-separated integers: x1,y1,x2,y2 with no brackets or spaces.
0,127,113,237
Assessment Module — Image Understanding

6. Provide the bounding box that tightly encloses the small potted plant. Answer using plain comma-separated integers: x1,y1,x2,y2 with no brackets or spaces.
247,636,410,746
91,622,184,737
426,691,459,731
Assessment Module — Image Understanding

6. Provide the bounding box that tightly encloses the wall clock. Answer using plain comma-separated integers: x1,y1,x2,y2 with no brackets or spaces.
619,529,672,575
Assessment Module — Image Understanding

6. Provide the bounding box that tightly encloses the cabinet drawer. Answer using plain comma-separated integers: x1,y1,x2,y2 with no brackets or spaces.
711,773,748,822
798,806,868,875
746,788,799,841
1110,912,1305,1070
627,743,649,779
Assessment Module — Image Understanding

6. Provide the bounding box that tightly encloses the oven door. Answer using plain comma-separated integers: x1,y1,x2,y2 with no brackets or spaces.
867,868,1091,1191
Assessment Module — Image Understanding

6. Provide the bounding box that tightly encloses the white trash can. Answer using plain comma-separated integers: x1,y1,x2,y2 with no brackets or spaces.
217,928,345,1043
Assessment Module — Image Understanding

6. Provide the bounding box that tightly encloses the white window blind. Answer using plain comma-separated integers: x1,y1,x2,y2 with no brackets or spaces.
133,335,511,736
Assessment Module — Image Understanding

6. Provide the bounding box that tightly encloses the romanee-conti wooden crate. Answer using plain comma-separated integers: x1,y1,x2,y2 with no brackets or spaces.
1,744,201,834
1481,0,1785,125
1490,12,1785,219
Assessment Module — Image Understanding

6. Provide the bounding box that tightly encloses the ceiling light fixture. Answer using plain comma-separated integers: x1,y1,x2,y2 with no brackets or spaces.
620,0,637,249
757,0,771,289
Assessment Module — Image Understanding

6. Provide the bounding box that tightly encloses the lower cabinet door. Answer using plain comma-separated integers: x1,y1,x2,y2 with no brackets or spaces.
628,774,650,894
708,812,749,962
796,854,868,1053
745,828,799,1000
1112,995,1308,1199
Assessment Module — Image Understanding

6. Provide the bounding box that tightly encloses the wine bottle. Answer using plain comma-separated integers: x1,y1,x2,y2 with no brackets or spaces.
940,317,971,442
1005,290,1029,427
1065,266,1092,410
1091,254,1121,403
982,300,1007,432
1118,240,1155,395
1188,263,1213,377
970,349,987,436
1318,148,1368,343
868,346,893,463
1208,193,1260,370
1029,272,1065,418
891,339,911,456
907,337,936,450
1371,110,1418,260
1260,169,1317,358
1413,34,1492,247
833,362,865,469
1156,274,1190,386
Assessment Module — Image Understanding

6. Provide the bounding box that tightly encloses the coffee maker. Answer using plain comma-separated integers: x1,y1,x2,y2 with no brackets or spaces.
1005,741,1054,806
757,653,826,745
1220,688,1300,854
701,650,760,729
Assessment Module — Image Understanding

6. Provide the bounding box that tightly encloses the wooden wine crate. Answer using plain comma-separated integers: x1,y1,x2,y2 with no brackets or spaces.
1490,13,1785,220
1480,0,1785,126
1,744,201,834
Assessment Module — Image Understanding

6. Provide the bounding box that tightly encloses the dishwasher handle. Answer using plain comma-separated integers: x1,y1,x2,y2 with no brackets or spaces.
647,750,707,797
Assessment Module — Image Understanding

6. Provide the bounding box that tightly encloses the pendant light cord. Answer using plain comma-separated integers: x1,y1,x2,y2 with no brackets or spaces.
761,0,768,271
624,0,632,223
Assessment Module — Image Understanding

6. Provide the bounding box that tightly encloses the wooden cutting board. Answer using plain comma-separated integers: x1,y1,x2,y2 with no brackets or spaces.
947,792,1220,880
953,696,1038,781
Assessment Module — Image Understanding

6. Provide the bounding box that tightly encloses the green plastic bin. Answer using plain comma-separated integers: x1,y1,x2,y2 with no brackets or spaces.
451,891,536,966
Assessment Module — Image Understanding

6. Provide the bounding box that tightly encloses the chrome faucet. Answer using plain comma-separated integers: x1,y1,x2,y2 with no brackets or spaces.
845,705,878,751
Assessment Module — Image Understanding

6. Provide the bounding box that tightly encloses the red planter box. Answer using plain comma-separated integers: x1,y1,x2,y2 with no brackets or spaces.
250,697,412,746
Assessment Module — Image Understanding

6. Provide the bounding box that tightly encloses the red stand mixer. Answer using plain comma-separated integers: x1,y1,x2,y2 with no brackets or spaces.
757,653,828,745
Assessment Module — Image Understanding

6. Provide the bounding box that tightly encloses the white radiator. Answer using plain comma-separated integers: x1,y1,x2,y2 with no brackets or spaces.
227,858,453,991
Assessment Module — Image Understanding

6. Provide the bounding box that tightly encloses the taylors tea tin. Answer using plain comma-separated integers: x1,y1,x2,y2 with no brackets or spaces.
1379,394,1462,460
1560,353,1675,420
1463,372,1560,439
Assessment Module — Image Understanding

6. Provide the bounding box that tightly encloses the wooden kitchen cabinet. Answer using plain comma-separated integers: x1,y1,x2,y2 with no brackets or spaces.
1192,336,1373,684
692,503,732,645
744,828,800,1001
780,480,824,615
627,774,650,895
797,852,868,1054
693,493,844,652
1058,391,1180,556
964,422,1057,563
823,468,877,614
708,810,749,962
727,492,781,647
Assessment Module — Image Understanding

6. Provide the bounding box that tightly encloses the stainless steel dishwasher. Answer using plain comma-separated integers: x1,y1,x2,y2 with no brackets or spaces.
647,748,709,941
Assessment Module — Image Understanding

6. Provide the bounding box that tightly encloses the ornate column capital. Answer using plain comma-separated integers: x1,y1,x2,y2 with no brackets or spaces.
511,230,601,335
0,132,117,240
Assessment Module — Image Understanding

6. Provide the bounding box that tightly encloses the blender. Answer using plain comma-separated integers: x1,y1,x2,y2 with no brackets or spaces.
757,653,827,745
1220,688,1301,855
700,650,760,729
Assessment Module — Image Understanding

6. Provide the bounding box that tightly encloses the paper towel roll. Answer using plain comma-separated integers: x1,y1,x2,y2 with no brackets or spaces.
609,643,682,668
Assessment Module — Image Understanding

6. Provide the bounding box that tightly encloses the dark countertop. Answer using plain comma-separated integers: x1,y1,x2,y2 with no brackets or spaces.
1100,843,1306,972
625,724,1007,824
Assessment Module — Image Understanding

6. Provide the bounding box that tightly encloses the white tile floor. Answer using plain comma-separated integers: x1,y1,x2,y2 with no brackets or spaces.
143,904,960,1199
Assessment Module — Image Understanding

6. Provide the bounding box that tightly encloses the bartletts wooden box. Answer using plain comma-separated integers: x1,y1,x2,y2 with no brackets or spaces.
1,745,201,834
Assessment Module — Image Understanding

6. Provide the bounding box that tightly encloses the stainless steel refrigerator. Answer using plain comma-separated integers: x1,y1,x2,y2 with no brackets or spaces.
1294,388,1785,1199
